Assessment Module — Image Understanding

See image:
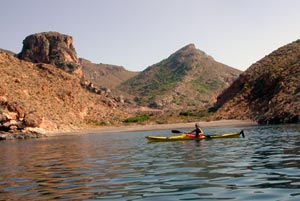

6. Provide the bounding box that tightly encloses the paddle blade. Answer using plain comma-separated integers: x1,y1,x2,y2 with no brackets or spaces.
171,130,182,133
240,130,245,138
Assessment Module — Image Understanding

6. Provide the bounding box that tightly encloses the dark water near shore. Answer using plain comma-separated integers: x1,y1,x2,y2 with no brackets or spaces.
1,125,300,200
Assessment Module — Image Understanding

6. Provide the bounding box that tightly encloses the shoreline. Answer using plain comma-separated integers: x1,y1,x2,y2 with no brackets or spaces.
46,120,257,138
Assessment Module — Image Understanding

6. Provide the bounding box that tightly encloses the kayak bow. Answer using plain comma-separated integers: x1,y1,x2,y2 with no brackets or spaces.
146,130,244,142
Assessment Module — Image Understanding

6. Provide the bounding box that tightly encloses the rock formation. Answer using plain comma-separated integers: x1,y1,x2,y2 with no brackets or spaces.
18,32,81,74
214,40,300,124
0,82,45,139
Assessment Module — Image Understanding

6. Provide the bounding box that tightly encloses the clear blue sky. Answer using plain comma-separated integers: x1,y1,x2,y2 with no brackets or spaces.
1,0,300,71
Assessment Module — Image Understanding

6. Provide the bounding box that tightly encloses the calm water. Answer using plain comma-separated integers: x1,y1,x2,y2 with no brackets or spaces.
1,125,300,200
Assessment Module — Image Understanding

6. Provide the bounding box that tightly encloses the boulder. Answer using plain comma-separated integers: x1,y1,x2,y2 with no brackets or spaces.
24,113,43,127
7,102,25,118
3,112,17,120
0,113,8,123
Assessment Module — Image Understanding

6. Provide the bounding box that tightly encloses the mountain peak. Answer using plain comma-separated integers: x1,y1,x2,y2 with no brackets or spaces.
119,43,240,110
172,43,209,60
181,43,196,50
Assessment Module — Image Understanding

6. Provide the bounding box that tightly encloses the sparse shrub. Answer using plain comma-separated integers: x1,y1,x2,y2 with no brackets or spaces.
179,111,189,116
123,114,149,123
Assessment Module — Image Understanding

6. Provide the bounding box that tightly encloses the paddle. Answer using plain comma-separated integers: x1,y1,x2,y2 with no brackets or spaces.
171,129,211,138
171,130,183,134
240,130,245,138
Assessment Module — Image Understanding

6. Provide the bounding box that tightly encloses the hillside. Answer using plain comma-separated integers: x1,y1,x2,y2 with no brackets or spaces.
214,40,300,124
119,44,241,110
0,32,134,137
0,52,129,135
80,58,138,93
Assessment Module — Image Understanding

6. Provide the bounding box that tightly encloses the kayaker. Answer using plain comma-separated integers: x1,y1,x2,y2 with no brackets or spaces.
191,123,204,138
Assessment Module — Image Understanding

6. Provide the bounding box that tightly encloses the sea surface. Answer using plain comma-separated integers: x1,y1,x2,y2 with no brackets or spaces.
0,124,300,200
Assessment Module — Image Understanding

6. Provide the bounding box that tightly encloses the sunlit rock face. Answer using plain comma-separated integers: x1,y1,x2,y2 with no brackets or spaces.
18,32,81,73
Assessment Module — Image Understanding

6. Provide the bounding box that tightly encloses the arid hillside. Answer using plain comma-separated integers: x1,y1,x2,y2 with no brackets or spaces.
214,40,300,124
0,48,129,136
119,44,241,110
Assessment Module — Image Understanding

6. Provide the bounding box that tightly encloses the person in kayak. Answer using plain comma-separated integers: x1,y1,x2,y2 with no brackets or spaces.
190,123,204,138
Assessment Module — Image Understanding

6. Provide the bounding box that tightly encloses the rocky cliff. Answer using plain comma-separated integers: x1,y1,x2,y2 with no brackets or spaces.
119,44,241,110
214,40,300,124
18,32,81,74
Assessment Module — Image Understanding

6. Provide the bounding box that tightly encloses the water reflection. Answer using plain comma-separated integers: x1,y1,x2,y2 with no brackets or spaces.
0,125,300,200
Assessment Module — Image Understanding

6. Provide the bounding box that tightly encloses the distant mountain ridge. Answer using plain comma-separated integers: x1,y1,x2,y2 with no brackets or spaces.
215,40,300,124
119,44,241,109
79,58,138,91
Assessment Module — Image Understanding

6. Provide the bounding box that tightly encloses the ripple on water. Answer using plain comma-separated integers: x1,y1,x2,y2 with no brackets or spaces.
1,125,300,200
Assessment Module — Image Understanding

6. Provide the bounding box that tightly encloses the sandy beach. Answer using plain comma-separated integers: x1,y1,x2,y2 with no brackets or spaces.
46,120,257,137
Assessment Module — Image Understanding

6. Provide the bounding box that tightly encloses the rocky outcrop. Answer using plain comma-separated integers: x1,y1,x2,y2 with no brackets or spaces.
80,79,127,106
214,40,300,124
0,90,46,140
81,79,112,96
18,32,81,74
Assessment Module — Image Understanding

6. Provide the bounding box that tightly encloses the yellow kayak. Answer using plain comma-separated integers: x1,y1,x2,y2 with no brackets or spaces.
146,130,244,142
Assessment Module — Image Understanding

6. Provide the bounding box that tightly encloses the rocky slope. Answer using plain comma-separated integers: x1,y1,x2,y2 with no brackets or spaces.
0,32,133,138
119,44,241,110
18,32,82,75
214,40,300,124
0,52,128,136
